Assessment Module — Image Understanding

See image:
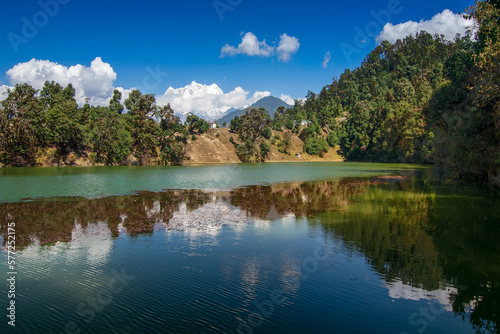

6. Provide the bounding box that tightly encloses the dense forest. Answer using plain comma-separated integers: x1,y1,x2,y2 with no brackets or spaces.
0,0,498,185
0,83,213,166
274,0,499,184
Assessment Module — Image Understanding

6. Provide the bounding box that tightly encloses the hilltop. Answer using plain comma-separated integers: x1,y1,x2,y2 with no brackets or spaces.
217,96,292,125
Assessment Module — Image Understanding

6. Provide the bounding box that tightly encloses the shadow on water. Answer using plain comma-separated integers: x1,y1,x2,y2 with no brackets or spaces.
1,176,499,333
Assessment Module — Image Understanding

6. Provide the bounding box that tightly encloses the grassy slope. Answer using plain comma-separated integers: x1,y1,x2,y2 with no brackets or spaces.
185,128,343,164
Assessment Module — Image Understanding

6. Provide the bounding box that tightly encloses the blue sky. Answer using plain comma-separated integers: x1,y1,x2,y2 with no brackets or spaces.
0,0,475,117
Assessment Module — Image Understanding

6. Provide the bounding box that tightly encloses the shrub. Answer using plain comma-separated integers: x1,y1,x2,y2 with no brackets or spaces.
327,131,339,147
304,137,329,156
261,127,272,139
260,141,271,159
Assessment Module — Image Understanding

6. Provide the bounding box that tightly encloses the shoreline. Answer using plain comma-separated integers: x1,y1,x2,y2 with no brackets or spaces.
0,158,346,168
0,160,436,169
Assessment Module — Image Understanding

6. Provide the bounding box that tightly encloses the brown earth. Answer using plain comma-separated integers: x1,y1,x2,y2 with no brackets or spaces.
3,128,343,167
185,128,343,164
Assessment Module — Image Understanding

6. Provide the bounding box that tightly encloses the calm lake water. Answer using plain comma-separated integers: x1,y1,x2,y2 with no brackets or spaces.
0,163,499,334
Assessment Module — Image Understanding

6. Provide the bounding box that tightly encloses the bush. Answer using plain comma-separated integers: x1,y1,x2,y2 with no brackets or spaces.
199,121,209,133
279,132,292,155
304,137,329,156
230,116,240,132
273,122,284,131
236,140,257,162
327,131,339,147
299,124,317,142
260,141,271,159
261,127,272,140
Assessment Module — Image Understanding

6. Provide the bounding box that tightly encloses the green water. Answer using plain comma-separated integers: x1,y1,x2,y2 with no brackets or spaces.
0,163,499,334
0,162,427,203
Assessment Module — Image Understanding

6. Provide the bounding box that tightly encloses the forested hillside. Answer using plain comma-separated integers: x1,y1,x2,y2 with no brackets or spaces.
274,0,499,184
0,0,498,185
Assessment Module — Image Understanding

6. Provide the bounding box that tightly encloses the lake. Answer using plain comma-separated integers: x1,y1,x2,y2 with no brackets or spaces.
1,162,499,333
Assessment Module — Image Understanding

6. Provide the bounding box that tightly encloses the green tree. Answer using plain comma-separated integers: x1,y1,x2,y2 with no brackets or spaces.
41,81,82,157
261,126,272,139
260,140,271,159
186,114,209,134
230,116,241,132
304,137,329,156
0,84,42,166
327,130,339,148
467,0,500,182
109,89,124,114
87,107,131,164
235,108,271,162
124,89,158,165
157,104,188,165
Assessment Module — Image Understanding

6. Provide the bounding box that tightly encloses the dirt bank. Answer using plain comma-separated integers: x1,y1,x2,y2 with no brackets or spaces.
185,128,343,164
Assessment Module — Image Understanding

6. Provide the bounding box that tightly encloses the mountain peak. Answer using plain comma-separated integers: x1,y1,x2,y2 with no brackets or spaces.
217,95,292,124
164,81,224,99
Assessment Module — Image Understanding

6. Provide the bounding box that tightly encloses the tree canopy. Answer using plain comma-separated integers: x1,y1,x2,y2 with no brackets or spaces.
0,84,188,166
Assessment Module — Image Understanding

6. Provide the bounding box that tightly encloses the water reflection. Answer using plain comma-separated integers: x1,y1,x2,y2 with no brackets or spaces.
313,179,500,334
0,179,376,250
1,177,499,333
385,280,457,311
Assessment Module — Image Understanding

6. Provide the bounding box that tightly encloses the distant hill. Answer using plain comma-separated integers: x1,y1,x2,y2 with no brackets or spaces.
218,96,292,125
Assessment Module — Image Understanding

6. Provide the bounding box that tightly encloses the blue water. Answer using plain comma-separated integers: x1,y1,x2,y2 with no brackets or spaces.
1,163,498,333
0,162,427,202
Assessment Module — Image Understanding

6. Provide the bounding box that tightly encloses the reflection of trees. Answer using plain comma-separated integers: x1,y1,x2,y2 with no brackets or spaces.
315,180,443,291
427,183,500,334
314,179,500,334
0,190,212,249
1,177,498,332
1,179,378,249
229,179,376,218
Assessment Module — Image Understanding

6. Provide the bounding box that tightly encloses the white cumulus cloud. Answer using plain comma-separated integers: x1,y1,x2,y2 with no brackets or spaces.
1,58,295,121
322,51,332,68
279,94,295,106
277,34,300,63
155,81,273,120
248,90,271,105
6,57,117,106
221,32,274,58
221,32,300,62
376,9,474,44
